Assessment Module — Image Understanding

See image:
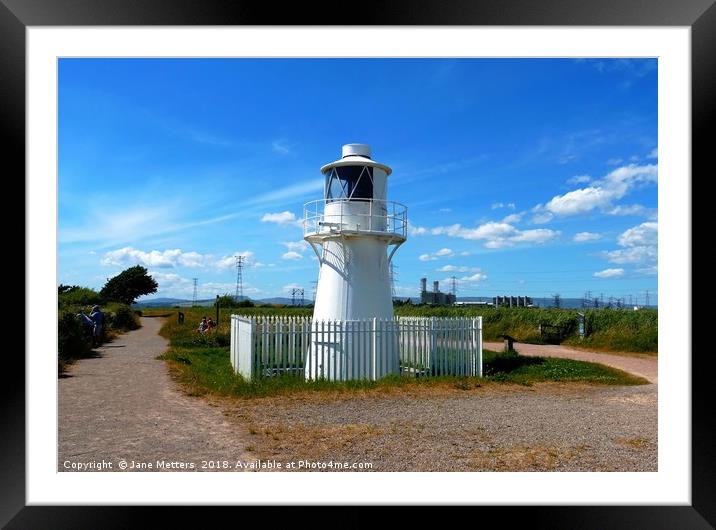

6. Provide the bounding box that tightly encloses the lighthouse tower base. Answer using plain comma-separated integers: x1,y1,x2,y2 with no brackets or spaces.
306,237,399,381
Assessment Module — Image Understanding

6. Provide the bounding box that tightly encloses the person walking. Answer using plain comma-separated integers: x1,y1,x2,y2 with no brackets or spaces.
89,305,105,348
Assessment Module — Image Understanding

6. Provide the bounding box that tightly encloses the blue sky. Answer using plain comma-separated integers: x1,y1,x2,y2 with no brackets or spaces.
58,58,658,304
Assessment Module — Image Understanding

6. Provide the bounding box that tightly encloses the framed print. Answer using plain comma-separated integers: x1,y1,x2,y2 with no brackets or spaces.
6,0,712,527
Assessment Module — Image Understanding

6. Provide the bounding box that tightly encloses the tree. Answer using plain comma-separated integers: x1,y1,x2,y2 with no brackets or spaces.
100,266,158,305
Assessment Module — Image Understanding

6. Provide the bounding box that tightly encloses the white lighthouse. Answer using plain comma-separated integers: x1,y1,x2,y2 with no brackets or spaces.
303,144,407,380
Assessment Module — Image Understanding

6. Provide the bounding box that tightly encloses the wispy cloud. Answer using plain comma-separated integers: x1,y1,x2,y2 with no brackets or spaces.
261,211,302,227
103,247,257,271
541,163,657,217
594,268,625,278
271,139,293,155
573,232,602,243
428,222,560,249
491,202,516,210
600,222,657,275
247,178,323,207
436,264,481,273
419,248,454,261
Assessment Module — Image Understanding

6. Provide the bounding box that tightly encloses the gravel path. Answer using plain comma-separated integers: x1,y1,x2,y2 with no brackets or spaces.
58,322,657,472
483,341,658,383
58,317,252,472
227,342,657,472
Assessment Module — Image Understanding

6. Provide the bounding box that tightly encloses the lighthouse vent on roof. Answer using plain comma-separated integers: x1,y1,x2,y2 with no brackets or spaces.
342,143,371,159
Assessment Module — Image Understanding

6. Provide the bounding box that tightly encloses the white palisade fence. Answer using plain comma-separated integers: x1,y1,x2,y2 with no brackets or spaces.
230,315,482,381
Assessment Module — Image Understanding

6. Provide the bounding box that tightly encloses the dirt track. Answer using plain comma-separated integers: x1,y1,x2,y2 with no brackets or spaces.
483,341,658,383
58,317,252,472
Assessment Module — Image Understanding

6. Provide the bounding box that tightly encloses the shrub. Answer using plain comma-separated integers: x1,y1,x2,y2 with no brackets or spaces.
107,304,141,331
58,311,92,362
58,286,103,310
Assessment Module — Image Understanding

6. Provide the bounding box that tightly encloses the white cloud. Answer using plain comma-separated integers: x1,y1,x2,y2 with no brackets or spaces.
606,158,623,166
510,229,559,244
409,224,429,236
419,248,454,261
283,240,308,252
618,222,657,247
214,251,256,270
491,202,516,210
271,139,292,155
461,272,488,282
101,247,239,269
573,232,602,243
282,283,303,293
530,211,554,224
567,174,593,184
647,147,658,159
502,213,524,224
246,178,322,207
601,222,657,274
428,221,559,249
546,186,614,216
436,265,481,273
594,268,625,278
606,204,650,217
261,211,299,225
636,265,658,275
545,163,657,217
281,251,303,261
604,246,657,264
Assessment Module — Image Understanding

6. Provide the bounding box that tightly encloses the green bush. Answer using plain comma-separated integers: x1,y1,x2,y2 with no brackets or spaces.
58,286,103,310
106,304,141,331
58,311,92,362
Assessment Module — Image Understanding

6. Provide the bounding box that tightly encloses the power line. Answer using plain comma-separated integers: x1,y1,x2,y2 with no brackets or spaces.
235,255,244,302
291,288,304,307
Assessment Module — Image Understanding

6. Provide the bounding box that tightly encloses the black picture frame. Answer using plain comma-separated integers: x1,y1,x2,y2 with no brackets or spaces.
6,0,710,527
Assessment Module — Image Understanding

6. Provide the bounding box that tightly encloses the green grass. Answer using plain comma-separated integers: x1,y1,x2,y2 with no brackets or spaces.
481,350,648,386
156,311,648,398
395,306,657,353
147,305,657,354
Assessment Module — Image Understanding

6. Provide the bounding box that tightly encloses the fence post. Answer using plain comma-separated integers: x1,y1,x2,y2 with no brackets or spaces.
429,317,436,375
372,317,377,380
477,316,483,377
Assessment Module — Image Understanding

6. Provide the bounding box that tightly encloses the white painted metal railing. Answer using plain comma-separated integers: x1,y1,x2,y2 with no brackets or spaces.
230,315,482,381
303,198,408,240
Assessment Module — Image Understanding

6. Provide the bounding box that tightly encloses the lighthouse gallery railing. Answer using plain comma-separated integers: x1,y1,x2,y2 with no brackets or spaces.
303,198,407,240
230,315,482,381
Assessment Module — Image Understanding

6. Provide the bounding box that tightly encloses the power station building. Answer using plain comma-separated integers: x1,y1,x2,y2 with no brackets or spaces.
492,295,533,308
420,278,456,306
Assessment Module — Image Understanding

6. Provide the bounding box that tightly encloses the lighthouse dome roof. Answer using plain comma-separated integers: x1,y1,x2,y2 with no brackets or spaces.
320,143,392,175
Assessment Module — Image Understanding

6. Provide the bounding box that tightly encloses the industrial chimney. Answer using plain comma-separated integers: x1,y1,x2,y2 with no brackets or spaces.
420,277,427,293
433,280,439,293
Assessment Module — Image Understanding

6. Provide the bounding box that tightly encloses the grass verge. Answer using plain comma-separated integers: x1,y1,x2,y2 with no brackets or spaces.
156,312,648,398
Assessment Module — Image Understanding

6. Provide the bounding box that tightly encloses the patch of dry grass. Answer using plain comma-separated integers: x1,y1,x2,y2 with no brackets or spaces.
469,443,588,471
615,437,651,449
